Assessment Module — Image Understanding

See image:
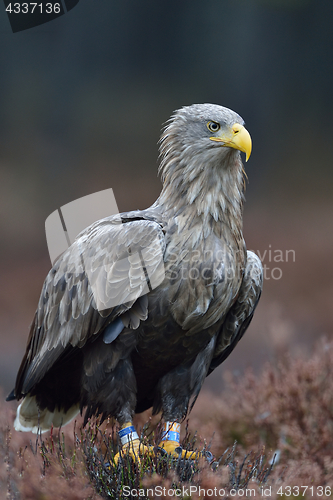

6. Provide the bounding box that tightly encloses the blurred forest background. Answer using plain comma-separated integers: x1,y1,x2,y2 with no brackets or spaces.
0,0,332,398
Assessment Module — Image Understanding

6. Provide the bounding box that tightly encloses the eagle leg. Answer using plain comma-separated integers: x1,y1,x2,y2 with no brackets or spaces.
113,422,154,464
154,339,217,461
158,421,206,460
158,420,182,456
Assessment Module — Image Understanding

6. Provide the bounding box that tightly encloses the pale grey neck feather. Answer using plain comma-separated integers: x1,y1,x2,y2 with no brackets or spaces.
155,131,246,238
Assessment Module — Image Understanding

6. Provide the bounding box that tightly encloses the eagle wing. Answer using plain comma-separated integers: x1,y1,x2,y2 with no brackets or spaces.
14,214,166,397
208,250,263,374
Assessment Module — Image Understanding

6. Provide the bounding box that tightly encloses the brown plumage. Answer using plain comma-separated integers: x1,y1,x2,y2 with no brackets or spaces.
7,103,263,434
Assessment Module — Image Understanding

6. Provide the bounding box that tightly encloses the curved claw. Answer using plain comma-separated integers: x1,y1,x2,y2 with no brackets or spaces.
113,438,154,465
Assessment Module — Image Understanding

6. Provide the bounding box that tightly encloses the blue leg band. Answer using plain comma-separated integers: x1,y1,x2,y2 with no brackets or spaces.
119,425,139,445
161,422,181,443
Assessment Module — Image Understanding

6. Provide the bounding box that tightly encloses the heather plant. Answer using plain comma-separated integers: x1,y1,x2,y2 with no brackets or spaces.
2,337,333,499
1,417,274,500
191,336,333,491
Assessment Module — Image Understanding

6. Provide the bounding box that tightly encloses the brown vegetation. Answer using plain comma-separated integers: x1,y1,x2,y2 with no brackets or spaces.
1,337,333,499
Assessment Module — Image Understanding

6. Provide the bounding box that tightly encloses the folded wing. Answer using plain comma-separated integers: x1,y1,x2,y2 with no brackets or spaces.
13,214,166,398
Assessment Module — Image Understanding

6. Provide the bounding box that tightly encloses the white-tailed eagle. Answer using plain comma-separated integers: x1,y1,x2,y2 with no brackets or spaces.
7,104,263,460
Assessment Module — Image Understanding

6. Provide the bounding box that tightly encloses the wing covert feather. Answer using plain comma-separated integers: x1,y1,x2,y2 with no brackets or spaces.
17,215,165,394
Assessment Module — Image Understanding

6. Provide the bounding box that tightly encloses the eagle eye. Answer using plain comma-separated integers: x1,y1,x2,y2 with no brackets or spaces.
207,121,220,133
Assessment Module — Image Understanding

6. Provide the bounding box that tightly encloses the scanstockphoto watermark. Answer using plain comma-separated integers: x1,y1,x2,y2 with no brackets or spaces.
122,485,272,497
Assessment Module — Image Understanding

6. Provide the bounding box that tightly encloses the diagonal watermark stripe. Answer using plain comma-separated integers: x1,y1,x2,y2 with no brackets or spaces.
45,188,165,312
45,188,120,265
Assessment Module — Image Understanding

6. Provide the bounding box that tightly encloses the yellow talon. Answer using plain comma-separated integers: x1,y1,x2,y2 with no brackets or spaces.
158,440,202,459
111,420,210,465
113,438,154,465
158,439,182,456
179,448,202,460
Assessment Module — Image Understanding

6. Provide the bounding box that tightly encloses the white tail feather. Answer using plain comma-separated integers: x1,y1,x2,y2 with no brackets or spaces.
14,396,80,433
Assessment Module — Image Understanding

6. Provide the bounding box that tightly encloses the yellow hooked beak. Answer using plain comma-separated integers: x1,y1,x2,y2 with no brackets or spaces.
209,123,252,162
